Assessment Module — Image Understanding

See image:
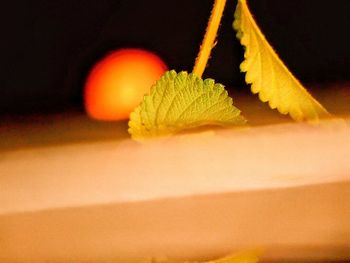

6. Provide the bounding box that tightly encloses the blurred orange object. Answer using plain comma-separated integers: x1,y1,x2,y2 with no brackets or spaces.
84,48,167,120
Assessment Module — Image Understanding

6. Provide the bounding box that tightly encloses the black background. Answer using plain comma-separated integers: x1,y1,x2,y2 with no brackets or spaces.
1,0,350,115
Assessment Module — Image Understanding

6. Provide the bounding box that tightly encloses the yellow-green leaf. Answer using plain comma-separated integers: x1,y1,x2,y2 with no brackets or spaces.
233,0,331,122
128,70,246,141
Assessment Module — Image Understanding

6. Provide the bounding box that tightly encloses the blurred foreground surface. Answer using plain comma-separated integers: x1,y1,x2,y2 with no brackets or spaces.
0,84,350,262
1,183,349,262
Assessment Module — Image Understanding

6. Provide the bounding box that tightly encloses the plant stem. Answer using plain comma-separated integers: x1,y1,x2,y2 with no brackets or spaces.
192,0,227,78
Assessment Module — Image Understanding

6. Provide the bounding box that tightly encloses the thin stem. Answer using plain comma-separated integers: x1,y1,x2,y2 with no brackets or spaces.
192,0,227,78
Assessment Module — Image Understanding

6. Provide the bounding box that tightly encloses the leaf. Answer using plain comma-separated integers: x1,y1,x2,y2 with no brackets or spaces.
128,70,246,140
233,0,331,122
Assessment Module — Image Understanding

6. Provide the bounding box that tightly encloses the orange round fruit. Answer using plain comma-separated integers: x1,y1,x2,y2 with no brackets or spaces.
84,48,167,120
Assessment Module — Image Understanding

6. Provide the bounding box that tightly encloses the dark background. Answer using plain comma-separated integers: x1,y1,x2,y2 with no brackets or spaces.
1,0,350,115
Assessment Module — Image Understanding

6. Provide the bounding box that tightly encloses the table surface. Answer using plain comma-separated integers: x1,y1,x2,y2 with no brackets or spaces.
1,83,350,262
